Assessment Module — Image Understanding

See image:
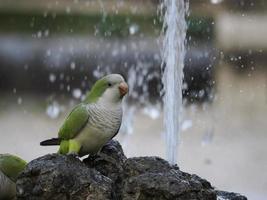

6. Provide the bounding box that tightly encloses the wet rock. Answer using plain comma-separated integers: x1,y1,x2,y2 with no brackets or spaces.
16,140,247,200
84,143,217,200
16,154,112,200
84,140,127,199
121,157,216,200
84,140,126,182
123,156,176,176
216,190,247,200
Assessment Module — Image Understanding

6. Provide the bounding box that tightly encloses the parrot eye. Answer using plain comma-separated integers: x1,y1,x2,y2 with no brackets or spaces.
108,83,112,87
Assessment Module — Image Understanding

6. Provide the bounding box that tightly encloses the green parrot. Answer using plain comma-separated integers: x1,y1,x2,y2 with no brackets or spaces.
0,154,27,199
40,74,128,157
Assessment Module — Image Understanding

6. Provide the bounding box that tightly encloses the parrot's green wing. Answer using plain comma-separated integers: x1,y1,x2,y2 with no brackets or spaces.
0,154,27,182
58,104,89,140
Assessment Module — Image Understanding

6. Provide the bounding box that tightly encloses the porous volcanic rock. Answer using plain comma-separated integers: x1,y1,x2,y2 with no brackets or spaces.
16,140,247,200
16,154,112,200
216,190,248,200
121,157,216,200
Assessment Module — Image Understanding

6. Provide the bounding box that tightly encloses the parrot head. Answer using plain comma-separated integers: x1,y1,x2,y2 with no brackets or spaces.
0,154,27,182
85,74,128,104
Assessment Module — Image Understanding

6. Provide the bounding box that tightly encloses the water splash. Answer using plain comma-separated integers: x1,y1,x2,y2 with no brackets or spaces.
161,0,188,164
46,101,61,119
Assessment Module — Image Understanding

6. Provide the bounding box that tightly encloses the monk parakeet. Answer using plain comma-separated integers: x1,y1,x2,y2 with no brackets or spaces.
40,74,128,157
0,154,27,199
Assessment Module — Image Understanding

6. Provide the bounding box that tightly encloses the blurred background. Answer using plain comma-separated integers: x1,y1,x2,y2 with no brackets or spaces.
0,0,266,199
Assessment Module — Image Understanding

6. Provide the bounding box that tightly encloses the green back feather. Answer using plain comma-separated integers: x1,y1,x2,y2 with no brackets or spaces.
84,78,108,103
0,154,27,182
58,104,89,140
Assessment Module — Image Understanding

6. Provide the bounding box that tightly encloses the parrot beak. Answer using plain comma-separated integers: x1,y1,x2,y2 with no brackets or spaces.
119,82,128,97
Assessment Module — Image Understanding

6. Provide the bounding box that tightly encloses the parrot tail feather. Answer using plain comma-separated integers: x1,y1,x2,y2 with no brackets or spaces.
40,138,61,146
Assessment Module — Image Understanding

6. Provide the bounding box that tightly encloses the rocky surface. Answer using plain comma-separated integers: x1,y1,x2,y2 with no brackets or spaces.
16,140,247,200
215,190,248,200
16,154,112,200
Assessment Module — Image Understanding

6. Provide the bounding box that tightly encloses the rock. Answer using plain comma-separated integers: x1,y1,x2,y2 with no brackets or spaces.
121,157,216,200
84,140,126,182
123,156,176,176
16,154,112,200
16,140,247,200
216,190,247,200
84,140,127,199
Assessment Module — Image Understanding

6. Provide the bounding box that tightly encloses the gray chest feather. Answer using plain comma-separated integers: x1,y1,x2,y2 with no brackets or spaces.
87,103,122,136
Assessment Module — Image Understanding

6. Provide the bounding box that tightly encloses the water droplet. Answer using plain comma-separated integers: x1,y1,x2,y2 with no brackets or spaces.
70,62,76,70
72,88,82,99
17,97,22,105
112,49,119,57
129,24,139,35
210,0,223,4
66,6,71,14
46,102,60,119
37,31,42,38
24,64,29,70
198,89,205,98
17,186,24,195
49,73,56,83
201,128,214,146
44,29,50,37
142,105,160,120
67,85,71,91
46,49,51,56
181,120,192,131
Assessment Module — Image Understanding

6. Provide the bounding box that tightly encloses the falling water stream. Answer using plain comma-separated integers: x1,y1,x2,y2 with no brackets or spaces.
161,0,188,164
